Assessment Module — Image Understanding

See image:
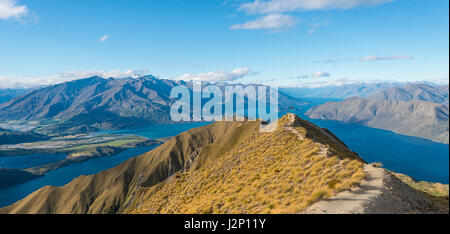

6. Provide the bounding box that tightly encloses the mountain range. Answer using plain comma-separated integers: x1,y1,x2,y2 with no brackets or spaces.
281,82,406,99
306,84,449,143
0,114,444,214
0,76,179,130
0,76,305,135
368,84,449,103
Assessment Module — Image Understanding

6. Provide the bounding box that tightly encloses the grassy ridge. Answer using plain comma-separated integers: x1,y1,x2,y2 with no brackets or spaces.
129,115,365,214
0,120,258,213
0,114,366,214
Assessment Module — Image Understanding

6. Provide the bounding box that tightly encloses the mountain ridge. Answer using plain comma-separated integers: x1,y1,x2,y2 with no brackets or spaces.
0,114,442,214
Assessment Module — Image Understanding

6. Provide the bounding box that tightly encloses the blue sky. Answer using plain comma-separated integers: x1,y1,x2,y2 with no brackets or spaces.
0,0,448,88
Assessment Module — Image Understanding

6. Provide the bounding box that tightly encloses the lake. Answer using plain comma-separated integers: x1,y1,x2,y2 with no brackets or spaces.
0,122,211,208
0,153,66,169
0,146,156,207
0,98,448,208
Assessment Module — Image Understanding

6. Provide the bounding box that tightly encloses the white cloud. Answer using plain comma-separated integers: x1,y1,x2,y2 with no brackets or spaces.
297,75,309,79
0,0,28,20
99,34,110,43
232,0,394,32
239,0,394,14
175,68,252,82
312,72,330,78
56,69,148,79
284,77,449,88
0,69,149,89
422,75,450,85
289,75,309,80
359,55,414,62
231,14,298,30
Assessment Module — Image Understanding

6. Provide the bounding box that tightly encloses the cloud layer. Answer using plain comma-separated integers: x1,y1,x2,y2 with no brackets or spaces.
232,0,394,32
359,55,414,62
238,0,394,14
99,34,110,43
312,72,330,78
0,69,149,89
0,0,27,20
230,14,298,30
0,68,254,89
175,68,252,82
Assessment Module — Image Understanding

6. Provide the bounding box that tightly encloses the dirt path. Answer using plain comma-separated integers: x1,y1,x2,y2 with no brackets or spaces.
303,164,384,214
284,113,332,157
284,113,385,213
281,113,441,214
303,164,441,214
270,113,440,214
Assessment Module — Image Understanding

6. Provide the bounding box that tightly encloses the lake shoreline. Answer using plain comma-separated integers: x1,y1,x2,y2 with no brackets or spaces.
0,138,165,188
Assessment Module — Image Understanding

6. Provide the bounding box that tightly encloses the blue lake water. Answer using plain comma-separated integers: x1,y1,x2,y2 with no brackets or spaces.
0,146,157,207
0,98,448,208
0,153,66,169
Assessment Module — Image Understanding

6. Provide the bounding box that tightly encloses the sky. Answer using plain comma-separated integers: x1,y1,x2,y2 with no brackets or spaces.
0,0,448,88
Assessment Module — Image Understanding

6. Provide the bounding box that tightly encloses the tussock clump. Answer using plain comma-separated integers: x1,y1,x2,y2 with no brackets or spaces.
371,162,383,168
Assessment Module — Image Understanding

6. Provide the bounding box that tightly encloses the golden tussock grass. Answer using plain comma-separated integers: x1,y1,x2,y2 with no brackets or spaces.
129,115,366,214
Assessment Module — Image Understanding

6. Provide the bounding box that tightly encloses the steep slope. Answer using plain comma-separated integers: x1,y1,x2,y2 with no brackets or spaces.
0,89,29,104
128,114,367,214
393,172,449,213
0,120,262,213
306,84,450,144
